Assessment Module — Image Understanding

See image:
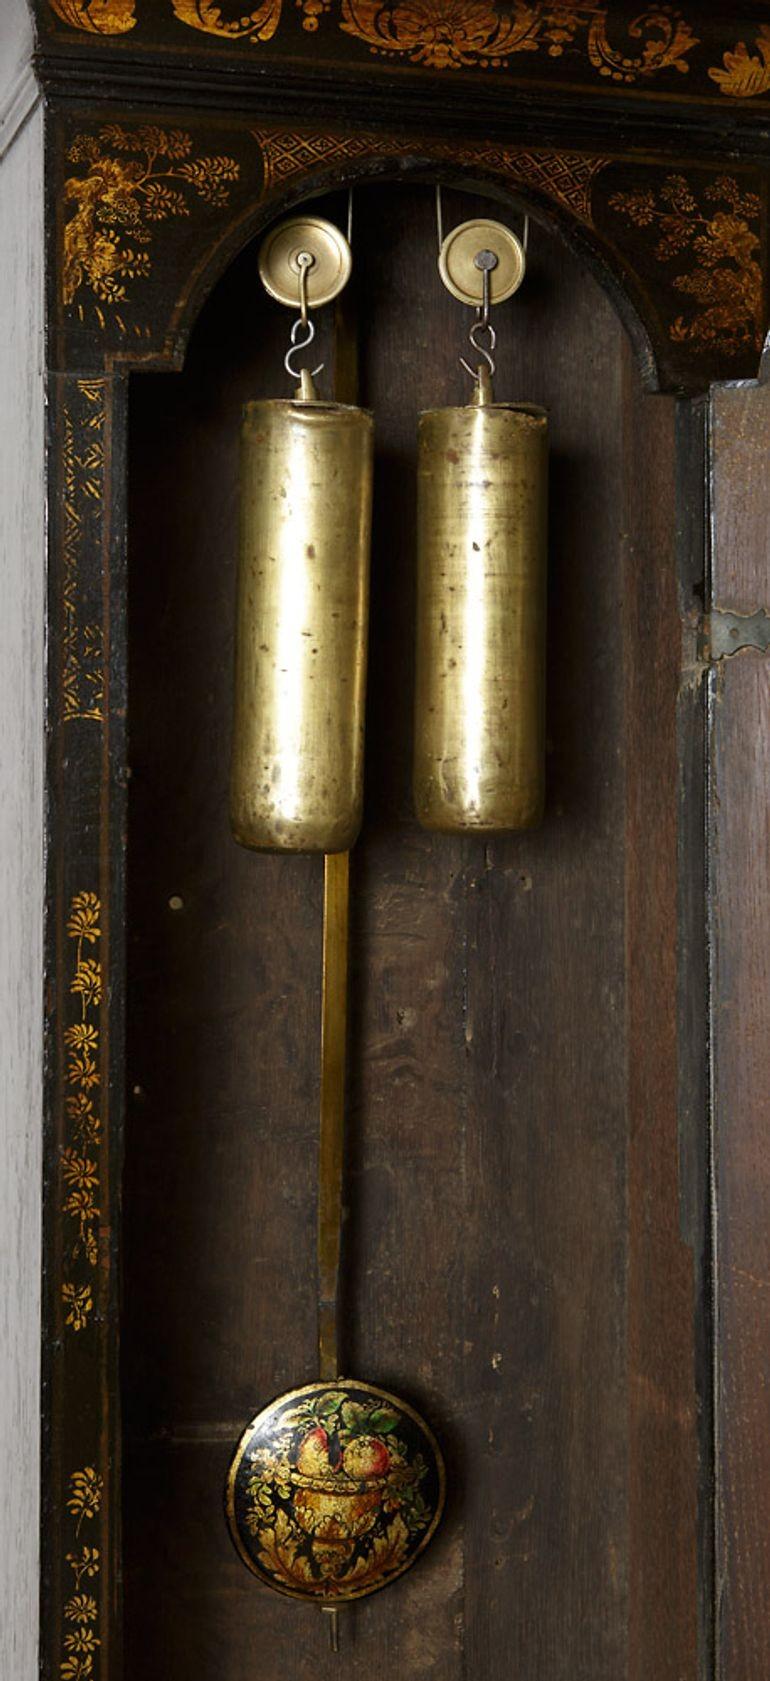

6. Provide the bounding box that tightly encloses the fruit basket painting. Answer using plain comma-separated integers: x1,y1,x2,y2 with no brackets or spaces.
226,1380,446,1602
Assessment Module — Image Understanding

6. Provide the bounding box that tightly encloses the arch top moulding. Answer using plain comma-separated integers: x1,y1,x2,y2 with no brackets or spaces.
52,115,768,395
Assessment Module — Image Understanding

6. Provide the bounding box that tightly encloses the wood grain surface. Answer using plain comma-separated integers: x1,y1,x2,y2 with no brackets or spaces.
710,376,770,1681
623,372,700,1681
122,184,701,1679
711,386,770,613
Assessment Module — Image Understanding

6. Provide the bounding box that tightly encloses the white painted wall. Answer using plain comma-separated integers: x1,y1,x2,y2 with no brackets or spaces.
0,99,45,1681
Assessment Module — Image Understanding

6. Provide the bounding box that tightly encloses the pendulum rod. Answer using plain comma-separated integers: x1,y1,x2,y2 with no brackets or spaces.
318,194,358,1393
318,851,349,1657
319,196,356,1653
318,848,350,1384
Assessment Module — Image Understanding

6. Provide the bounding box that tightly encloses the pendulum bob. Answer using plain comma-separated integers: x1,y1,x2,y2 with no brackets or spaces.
226,1379,445,1604
414,395,549,833
230,397,373,853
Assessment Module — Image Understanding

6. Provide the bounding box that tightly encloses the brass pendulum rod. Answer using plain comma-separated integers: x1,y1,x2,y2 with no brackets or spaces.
318,851,350,1656
318,191,358,1396
318,195,357,1653
318,849,350,1385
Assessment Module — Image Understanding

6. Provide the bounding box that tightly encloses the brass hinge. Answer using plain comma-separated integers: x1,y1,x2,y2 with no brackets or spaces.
703,606,770,662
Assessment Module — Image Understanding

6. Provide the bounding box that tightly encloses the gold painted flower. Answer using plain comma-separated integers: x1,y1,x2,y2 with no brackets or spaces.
608,186,654,224
64,1629,100,1657
67,1092,94,1120
67,892,101,944
65,1023,99,1052
67,1467,104,1533
67,1094,102,1147
693,210,760,268
62,1283,94,1332
71,961,103,1009
62,1150,99,1191
65,1547,101,1587
403,2,512,70
60,1657,95,1681
64,1184,99,1216
64,1593,99,1624
67,1050,100,1090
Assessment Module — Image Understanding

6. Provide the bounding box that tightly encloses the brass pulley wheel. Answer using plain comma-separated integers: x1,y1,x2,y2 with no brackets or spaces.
438,216,526,307
258,215,353,310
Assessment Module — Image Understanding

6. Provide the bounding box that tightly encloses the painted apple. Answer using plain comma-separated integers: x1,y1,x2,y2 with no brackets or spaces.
342,1435,391,1479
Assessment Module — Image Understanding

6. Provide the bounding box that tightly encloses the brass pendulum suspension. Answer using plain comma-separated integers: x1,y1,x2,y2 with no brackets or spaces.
414,202,549,834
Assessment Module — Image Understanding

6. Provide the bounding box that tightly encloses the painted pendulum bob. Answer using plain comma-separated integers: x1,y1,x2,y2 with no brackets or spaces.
226,1374,445,1605
225,214,445,1633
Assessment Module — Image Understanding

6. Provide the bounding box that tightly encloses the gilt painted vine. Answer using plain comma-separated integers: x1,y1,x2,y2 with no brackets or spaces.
61,890,103,1336
62,1466,104,1679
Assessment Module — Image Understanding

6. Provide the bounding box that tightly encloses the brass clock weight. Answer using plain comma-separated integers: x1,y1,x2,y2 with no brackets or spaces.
225,193,548,1647
415,191,548,833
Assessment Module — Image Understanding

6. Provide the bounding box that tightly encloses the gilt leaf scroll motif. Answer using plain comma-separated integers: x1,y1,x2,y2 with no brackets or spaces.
339,2,697,78
49,0,698,86
708,26,770,99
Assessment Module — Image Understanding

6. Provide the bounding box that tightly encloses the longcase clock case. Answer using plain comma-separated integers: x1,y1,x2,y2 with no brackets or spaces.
24,5,770,1680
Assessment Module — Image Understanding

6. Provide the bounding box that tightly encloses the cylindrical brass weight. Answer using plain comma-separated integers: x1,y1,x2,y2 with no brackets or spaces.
414,398,548,833
231,399,373,852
